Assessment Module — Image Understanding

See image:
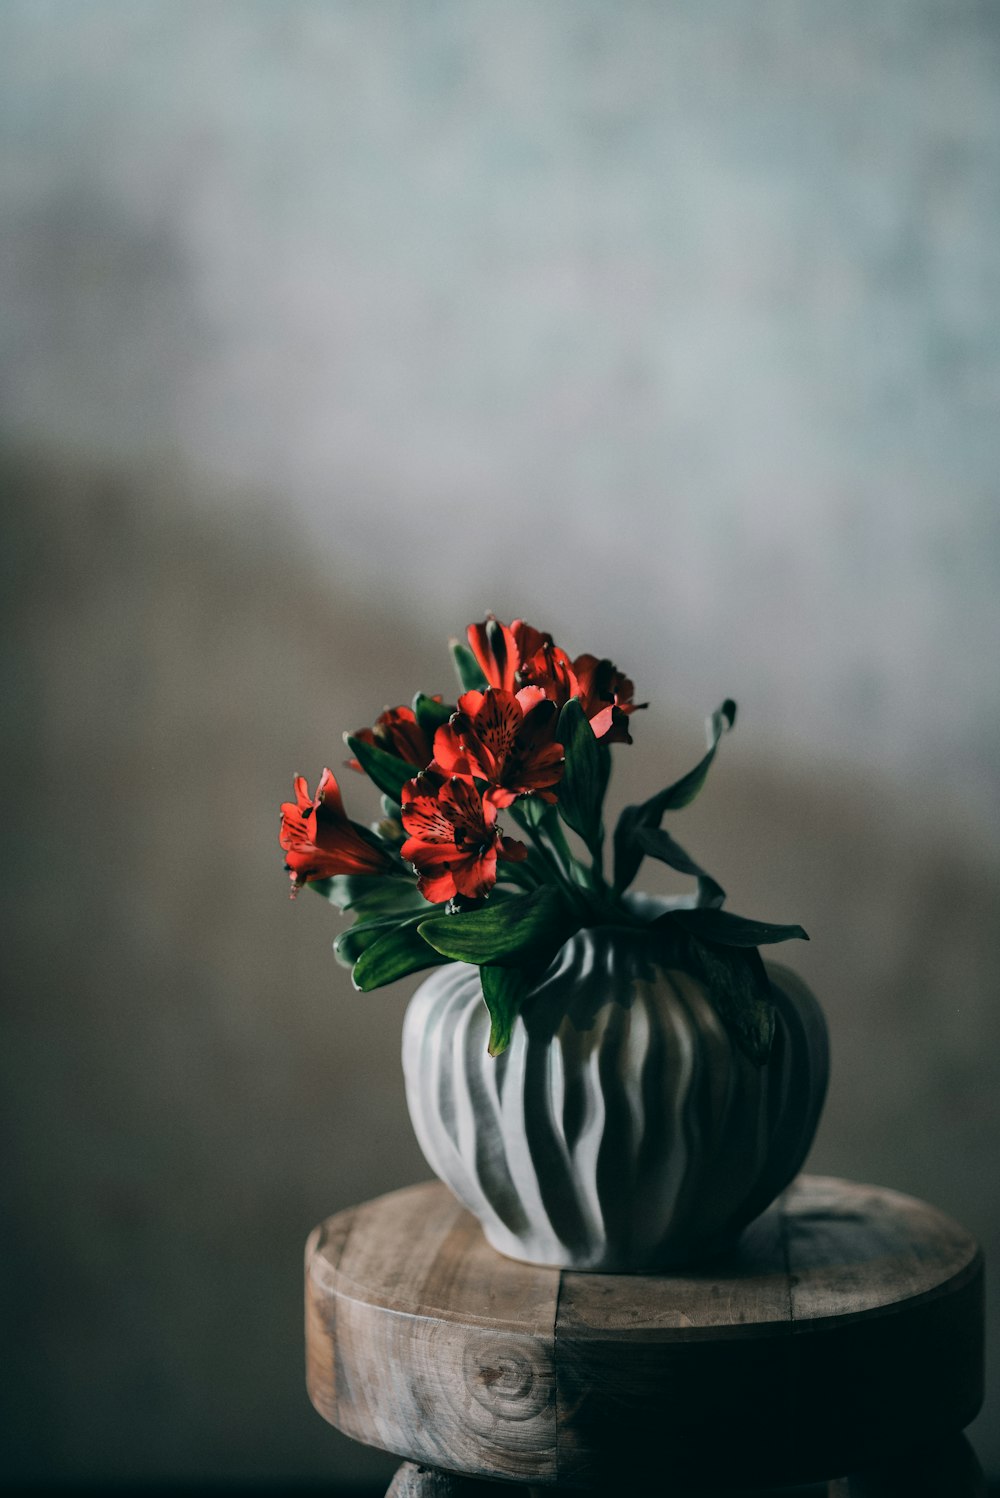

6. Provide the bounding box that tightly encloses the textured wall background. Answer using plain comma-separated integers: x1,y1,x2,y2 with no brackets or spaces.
2,1,999,1487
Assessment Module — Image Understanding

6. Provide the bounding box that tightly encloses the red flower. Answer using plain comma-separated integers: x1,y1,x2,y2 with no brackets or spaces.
511,619,555,665
519,637,580,707
280,769,397,895
348,704,434,773
467,616,518,693
572,654,647,744
400,771,527,903
466,615,645,744
433,686,564,806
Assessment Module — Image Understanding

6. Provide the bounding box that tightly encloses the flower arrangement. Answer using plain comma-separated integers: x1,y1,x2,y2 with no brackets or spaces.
280,616,807,1060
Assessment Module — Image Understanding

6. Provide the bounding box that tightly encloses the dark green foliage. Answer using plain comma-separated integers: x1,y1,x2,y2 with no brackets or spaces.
556,697,611,856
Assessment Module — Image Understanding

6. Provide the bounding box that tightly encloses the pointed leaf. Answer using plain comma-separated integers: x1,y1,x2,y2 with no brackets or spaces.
480,965,529,1056
412,692,454,737
345,734,422,801
352,923,451,991
634,826,725,909
657,699,737,812
449,639,487,693
556,697,610,852
613,699,736,894
312,873,427,917
669,908,808,947
334,914,411,967
418,885,573,968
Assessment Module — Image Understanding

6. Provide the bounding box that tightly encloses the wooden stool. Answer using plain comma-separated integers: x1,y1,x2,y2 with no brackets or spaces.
305,1176,985,1496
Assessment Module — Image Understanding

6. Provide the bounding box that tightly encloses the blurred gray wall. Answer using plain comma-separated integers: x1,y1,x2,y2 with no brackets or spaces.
2,1,999,1486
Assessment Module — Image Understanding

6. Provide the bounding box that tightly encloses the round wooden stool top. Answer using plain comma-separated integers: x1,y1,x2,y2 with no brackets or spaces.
305,1176,983,1491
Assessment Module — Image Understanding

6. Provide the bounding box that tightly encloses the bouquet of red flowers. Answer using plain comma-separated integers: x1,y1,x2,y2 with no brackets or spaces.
280,616,806,1058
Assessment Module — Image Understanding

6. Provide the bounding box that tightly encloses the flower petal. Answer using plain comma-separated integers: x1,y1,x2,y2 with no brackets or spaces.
414,862,459,903
443,775,497,834
514,684,547,716
452,846,498,899
522,643,579,706
587,704,618,742
511,619,553,663
280,769,397,890
432,721,475,778
467,616,517,693
315,768,347,821
400,773,458,846
468,688,522,772
572,654,646,743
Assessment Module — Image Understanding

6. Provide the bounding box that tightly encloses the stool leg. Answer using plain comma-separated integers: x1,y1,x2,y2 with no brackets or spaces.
828,1432,985,1497
386,1461,519,1498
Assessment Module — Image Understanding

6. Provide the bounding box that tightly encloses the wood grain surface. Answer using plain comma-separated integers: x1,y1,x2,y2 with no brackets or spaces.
304,1176,983,1490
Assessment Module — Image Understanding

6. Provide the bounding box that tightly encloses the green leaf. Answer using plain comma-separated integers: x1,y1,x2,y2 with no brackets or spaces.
352,922,451,991
449,639,487,693
556,697,610,854
333,914,408,967
657,699,737,812
650,908,804,1064
418,885,573,968
668,908,809,947
613,699,736,894
412,692,454,737
480,965,529,1056
634,826,725,909
313,874,427,918
345,734,422,801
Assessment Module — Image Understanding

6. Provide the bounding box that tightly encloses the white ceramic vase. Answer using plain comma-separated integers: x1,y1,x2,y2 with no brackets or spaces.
401,914,829,1272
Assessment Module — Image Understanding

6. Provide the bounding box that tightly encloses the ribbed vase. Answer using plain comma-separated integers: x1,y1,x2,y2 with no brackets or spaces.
402,920,828,1271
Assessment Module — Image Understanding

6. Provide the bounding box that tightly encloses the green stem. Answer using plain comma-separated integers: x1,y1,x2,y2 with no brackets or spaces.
521,820,592,923
546,808,609,905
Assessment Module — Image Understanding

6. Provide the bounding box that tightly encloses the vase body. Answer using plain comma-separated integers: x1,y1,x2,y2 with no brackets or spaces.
402,918,829,1271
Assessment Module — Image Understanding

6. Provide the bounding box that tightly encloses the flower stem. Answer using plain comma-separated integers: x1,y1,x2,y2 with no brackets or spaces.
514,814,592,923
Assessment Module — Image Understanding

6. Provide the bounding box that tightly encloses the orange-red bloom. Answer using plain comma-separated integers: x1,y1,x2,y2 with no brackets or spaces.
466,615,646,744
468,616,518,693
433,686,564,806
400,771,527,903
348,704,434,773
572,654,646,745
519,636,579,707
280,769,397,894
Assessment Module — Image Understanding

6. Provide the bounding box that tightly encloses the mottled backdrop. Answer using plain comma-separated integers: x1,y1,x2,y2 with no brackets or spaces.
2,1,999,1488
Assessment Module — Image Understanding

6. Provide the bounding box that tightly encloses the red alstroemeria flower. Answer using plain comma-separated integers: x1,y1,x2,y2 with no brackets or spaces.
470,614,577,700
400,771,527,903
466,615,645,744
467,616,518,693
510,618,554,665
348,704,434,773
572,654,648,744
433,686,564,807
519,638,581,706
280,769,397,895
